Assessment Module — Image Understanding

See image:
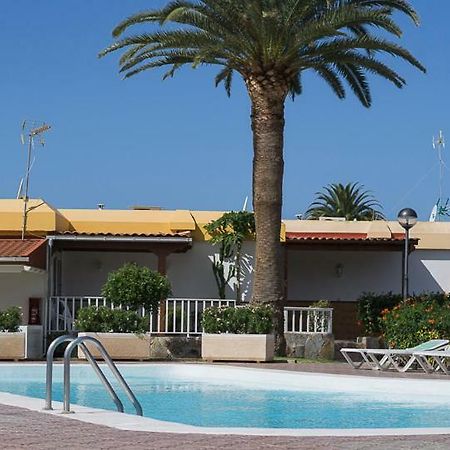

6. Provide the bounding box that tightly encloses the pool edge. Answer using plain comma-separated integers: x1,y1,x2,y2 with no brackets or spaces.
2,391,450,437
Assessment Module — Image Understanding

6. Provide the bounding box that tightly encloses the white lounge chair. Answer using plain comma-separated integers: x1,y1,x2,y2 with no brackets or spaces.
341,339,449,371
340,347,375,369
412,347,450,374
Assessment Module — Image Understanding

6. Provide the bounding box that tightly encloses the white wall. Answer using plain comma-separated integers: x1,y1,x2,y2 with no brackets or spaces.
287,249,402,301
61,251,158,296
287,248,450,302
60,242,255,300
409,250,450,294
0,272,46,324
60,245,448,302
168,241,254,300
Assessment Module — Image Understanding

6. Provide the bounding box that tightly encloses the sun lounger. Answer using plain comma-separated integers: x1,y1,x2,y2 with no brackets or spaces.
412,348,450,374
340,347,375,369
341,339,449,371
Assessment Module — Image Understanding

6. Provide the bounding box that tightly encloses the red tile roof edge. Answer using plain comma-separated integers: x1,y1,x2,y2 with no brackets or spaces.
0,239,46,257
55,231,191,238
286,234,419,243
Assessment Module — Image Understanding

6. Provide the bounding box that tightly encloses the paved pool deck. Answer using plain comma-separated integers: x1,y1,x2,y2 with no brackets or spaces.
2,361,450,449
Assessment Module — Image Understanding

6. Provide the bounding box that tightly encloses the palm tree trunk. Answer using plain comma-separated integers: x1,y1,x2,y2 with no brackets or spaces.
248,82,287,354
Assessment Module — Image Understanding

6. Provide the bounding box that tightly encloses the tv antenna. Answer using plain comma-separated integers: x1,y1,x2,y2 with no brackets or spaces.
20,120,51,239
433,131,445,199
242,196,248,211
430,131,448,221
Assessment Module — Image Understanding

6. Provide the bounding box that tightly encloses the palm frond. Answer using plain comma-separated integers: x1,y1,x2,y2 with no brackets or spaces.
305,182,385,220
100,0,424,106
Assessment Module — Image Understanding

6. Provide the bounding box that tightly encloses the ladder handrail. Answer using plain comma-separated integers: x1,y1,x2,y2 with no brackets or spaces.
45,335,75,410
76,341,125,413
44,334,142,416
63,336,143,416
45,335,123,413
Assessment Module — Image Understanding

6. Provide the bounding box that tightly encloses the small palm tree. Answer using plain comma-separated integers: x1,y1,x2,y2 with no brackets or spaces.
100,1,424,349
305,182,385,220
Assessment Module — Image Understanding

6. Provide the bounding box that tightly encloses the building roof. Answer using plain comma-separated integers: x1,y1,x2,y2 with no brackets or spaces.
283,220,449,250
1,198,450,249
0,239,46,257
59,208,195,235
0,199,70,236
285,232,418,251
283,220,393,238
54,231,191,238
286,234,403,242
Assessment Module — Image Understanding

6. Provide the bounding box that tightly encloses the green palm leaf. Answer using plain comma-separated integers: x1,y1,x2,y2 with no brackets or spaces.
100,0,425,102
305,182,385,220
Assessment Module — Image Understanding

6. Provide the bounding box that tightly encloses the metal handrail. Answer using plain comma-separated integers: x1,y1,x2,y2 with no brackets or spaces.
64,336,143,416
45,335,75,410
44,334,142,416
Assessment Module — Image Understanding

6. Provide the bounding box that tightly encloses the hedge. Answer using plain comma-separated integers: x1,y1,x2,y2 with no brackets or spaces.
202,304,274,334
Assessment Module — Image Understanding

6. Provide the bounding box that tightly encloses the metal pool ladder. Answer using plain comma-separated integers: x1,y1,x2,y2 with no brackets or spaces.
44,334,143,416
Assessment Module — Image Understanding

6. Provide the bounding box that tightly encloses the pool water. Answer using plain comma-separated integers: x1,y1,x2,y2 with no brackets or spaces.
1,364,450,429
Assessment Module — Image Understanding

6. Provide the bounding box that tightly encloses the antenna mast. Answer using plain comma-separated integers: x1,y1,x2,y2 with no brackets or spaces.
20,121,51,240
433,131,445,202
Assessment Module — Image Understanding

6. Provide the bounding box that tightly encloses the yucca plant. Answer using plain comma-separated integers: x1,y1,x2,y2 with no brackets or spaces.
305,182,385,220
100,0,425,350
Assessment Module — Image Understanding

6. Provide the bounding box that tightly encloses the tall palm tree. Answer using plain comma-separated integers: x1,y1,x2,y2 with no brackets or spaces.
100,0,424,349
305,182,385,220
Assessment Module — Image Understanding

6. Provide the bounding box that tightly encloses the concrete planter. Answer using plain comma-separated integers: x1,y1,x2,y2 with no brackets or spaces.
77,332,151,360
202,333,275,362
0,326,43,360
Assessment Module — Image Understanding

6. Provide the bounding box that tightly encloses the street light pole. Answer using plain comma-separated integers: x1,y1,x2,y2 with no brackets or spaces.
397,208,418,300
403,226,410,299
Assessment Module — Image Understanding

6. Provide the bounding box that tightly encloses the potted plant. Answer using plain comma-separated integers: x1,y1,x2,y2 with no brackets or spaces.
201,304,275,362
0,306,43,360
76,263,171,360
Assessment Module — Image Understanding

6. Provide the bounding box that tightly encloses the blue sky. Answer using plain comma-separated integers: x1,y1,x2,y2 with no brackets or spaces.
0,1,448,220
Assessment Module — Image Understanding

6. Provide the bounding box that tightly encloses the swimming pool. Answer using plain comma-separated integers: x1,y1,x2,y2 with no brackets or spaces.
1,363,450,432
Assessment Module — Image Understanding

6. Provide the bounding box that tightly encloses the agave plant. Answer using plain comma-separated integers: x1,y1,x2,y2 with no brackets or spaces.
100,1,424,349
305,182,385,220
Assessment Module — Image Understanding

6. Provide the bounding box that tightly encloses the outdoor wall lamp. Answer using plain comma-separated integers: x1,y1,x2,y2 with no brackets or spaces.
397,208,418,300
335,263,344,278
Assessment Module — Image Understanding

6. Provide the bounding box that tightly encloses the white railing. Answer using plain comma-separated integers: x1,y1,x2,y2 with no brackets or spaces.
284,307,333,334
47,297,235,336
47,298,333,336
148,298,235,336
47,296,106,333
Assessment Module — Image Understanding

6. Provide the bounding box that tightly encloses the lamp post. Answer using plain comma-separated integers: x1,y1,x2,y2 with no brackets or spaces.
397,208,418,300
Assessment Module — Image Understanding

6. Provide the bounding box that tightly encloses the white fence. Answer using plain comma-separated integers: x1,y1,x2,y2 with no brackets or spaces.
47,297,235,337
47,297,333,336
284,307,333,334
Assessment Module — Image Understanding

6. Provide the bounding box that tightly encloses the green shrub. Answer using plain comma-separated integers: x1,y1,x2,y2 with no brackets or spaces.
357,292,402,335
75,306,147,333
309,300,332,333
0,306,22,332
381,293,450,348
202,304,274,334
310,299,331,308
101,263,171,312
